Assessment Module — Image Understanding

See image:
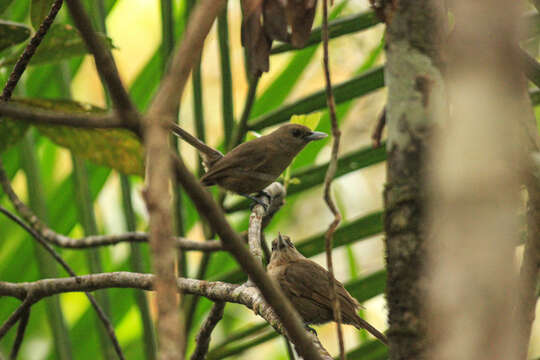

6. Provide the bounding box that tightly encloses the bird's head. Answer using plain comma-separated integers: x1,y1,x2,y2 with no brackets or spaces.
271,124,327,154
269,233,305,265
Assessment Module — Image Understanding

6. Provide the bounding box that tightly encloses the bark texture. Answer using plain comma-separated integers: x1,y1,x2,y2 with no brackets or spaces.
382,1,445,359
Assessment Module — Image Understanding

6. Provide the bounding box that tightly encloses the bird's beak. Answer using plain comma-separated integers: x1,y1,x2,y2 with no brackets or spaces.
305,131,328,141
277,232,285,248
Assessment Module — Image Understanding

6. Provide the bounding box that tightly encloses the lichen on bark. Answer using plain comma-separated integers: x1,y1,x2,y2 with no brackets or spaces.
382,1,445,359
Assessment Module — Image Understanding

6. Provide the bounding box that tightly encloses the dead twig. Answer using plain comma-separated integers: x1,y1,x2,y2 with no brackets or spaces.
189,302,226,360
321,0,345,358
1,0,63,101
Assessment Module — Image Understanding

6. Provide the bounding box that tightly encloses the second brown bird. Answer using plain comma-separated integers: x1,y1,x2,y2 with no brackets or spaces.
267,233,388,345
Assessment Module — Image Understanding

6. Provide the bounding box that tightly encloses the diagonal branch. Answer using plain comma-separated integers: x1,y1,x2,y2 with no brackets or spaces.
9,305,30,360
0,0,63,101
190,301,226,360
321,0,345,358
64,0,138,127
0,162,125,359
0,162,221,252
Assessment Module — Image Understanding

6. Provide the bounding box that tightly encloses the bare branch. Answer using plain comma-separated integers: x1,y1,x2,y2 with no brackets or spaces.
0,0,63,101
9,307,30,360
190,302,225,360
0,297,32,341
64,0,138,127
321,0,345,358
0,164,125,360
0,273,333,359
248,183,286,263
0,101,121,129
0,163,221,251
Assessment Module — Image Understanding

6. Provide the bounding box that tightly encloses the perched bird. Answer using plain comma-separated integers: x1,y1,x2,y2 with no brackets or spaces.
267,233,388,345
170,123,327,202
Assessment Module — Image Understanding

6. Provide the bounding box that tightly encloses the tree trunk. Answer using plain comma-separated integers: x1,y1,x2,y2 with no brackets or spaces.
382,1,445,359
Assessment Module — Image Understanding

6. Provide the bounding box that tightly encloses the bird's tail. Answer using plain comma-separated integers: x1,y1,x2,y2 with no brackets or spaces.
168,122,223,169
353,315,388,345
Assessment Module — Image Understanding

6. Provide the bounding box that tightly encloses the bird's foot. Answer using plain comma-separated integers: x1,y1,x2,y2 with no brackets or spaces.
244,194,269,212
304,324,317,336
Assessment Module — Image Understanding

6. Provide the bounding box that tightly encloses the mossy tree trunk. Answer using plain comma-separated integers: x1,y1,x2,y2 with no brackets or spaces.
381,1,445,359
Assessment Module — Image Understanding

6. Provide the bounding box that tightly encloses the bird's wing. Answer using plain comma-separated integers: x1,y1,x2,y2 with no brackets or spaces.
281,259,361,312
200,139,273,184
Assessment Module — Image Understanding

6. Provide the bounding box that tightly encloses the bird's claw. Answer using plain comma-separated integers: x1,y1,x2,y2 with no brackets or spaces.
244,192,271,212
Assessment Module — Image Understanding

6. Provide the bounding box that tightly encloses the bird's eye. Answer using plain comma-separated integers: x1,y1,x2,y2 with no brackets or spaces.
271,242,277,251
292,129,302,138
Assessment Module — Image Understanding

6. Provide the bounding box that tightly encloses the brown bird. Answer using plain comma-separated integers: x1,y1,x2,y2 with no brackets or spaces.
170,123,327,203
267,233,388,345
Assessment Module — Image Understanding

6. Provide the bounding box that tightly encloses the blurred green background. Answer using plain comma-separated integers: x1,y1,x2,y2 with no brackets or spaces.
0,0,538,359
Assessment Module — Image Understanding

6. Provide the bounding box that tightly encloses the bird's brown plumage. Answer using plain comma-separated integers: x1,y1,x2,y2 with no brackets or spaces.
267,234,388,345
171,123,327,195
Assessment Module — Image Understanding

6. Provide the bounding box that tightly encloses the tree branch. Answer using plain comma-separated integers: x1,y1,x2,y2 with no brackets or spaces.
190,302,225,360
321,0,345,358
0,0,63,101
0,163,125,359
0,273,333,359
64,0,138,127
0,164,221,251
0,101,121,128
9,306,30,360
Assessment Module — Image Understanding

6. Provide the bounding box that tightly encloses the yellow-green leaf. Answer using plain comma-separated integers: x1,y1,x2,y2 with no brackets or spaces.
290,111,322,130
14,98,144,176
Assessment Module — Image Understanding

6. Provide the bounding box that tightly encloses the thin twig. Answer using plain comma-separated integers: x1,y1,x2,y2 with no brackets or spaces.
0,0,63,101
321,0,345,358
0,167,125,360
0,167,221,252
189,302,226,360
64,0,138,127
9,307,30,360
0,298,33,341
371,107,386,148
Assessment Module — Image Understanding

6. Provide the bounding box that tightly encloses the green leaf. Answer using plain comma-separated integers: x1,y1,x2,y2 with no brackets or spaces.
0,117,29,153
0,20,31,52
271,11,381,54
30,0,55,29
0,24,114,67
0,0,15,15
290,111,322,130
12,98,144,175
249,66,385,130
